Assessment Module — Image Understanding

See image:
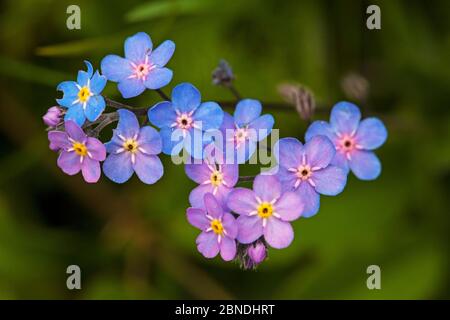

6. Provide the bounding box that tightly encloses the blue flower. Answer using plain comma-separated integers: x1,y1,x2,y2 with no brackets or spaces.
305,101,387,180
274,136,348,218
218,99,274,164
103,109,164,184
101,32,175,99
148,83,224,159
56,61,107,126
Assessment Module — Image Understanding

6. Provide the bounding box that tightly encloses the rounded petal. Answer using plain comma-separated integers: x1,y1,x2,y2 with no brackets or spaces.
149,40,175,67
227,188,258,215
234,99,262,126
124,32,152,62
186,208,209,230
171,83,201,113
330,101,361,135
196,232,219,259
65,120,86,142
84,95,106,122
193,102,224,131
236,215,263,244
77,70,90,87
100,55,132,82
220,236,236,261
219,112,235,131
118,77,146,99
160,127,184,156
221,164,238,187
304,135,336,169
48,131,69,151
203,193,223,218
86,137,106,161
138,126,162,155
90,71,107,94
57,81,78,97
264,218,294,249
183,128,206,160
331,152,350,173
222,212,238,239
117,109,140,138
81,157,101,183
148,101,176,128
248,114,274,141
189,184,214,209
64,104,85,127
274,191,303,221
144,67,173,90
275,166,297,192
349,150,381,180
274,137,303,169
57,151,81,175
253,174,281,202
103,152,134,184
296,182,320,218
355,117,387,150
312,166,347,196
132,153,163,184
305,120,336,142
185,163,211,184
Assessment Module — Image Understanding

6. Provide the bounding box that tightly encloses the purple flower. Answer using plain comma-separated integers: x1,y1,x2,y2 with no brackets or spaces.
48,120,106,183
227,174,303,249
101,32,175,98
103,109,164,184
218,99,274,164
148,83,224,159
305,101,387,180
187,193,238,261
274,136,348,217
247,241,267,266
185,153,238,209
43,106,63,127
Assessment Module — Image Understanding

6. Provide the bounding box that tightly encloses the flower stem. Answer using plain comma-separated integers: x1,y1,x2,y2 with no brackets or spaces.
226,84,241,101
156,89,170,101
238,175,256,183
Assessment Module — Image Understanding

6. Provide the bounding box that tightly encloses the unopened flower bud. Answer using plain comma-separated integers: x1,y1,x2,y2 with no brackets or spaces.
246,241,267,268
278,83,315,121
212,59,235,87
341,72,369,102
43,106,63,127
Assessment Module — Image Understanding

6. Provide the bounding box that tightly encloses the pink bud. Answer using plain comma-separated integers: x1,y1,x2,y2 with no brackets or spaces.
43,106,63,127
247,241,267,265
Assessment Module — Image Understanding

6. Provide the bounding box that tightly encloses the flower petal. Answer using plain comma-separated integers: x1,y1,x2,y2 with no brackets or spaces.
330,101,361,135
264,218,294,249
305,120,336,142
149,40,175,67
274,191,303,221
349,150,381,180
132,153,163,184
118,77,146,99
86,137,106,161
85,95,105,122
296,182,320,218
248,114,274,141
204,193,223,218
220,236,236,261
189,184,213,209
234,99,262,126
148,101,176,128
183,128,207,160
160,127,184,156
196,232,219,259
275,166,297,192
236,215,263,244
64,104,85,127
227,188,258,215
65,120,86,142
117,109,140,138
253,174,281,202
304,135,336,169
186,208,209,230
57,81,78,97
185,163,211,184
137,126,162,155
124,32,152,62
77,70,90,87
102,152,134,184
90,71,107,95
48,131,69,151
222,212,238,239
57,151,81,175
81,157,101,183
193,102,224,131
144,67,173,90
171,82,201,113
100,55,132,82
355,117,387,150
221,164,238,187
331,152,350,173
274,137,303,169
312,166,347,196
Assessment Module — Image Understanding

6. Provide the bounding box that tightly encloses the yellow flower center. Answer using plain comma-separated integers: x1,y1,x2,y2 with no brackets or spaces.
72,142,87,156
257,202,273,218
78,86,91,103
123,139,139,153
210,170,223,187
210,219,224,235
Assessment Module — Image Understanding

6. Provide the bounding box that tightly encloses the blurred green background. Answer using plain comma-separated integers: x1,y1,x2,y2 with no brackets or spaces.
0,0,449,299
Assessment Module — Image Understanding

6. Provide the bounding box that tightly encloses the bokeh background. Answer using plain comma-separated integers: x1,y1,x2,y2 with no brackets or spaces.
0,0,449,299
